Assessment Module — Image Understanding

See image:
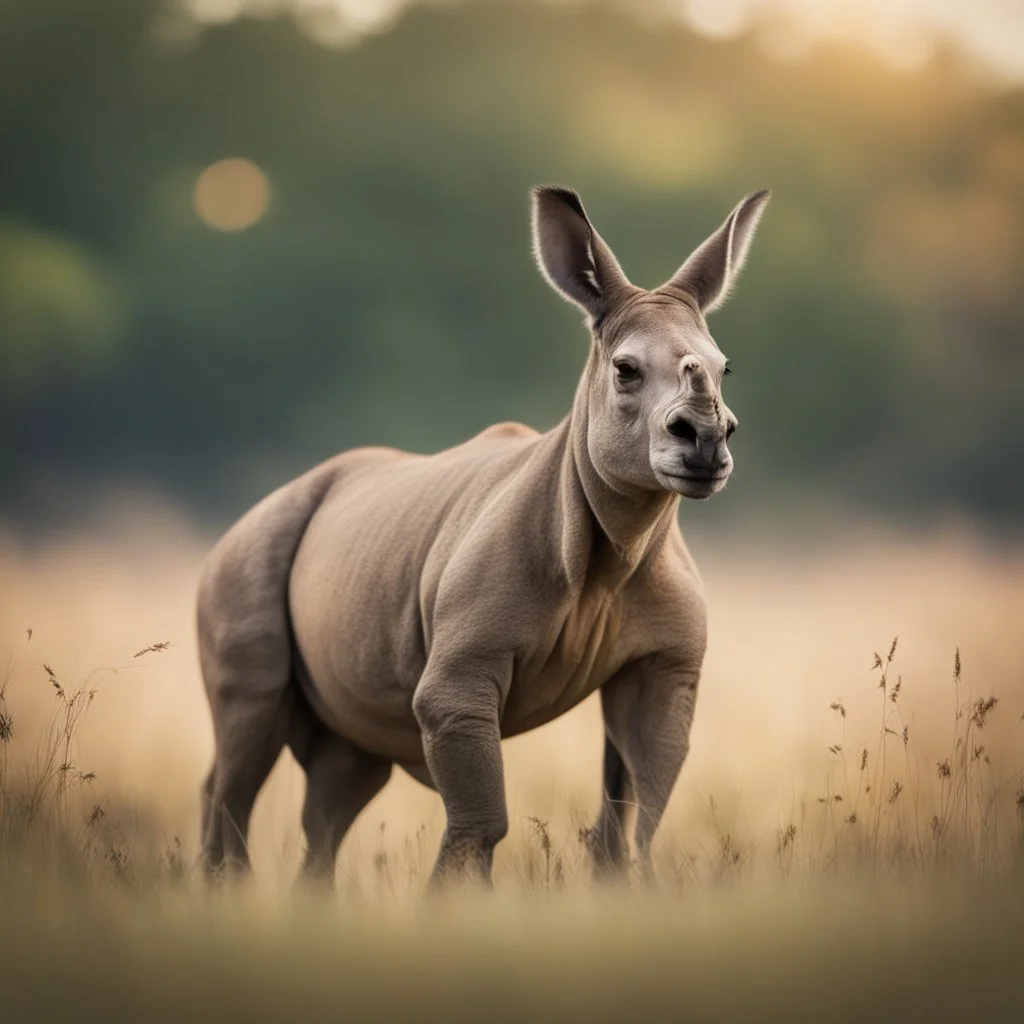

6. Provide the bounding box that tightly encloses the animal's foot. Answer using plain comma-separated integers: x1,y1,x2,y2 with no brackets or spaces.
426,833,496,893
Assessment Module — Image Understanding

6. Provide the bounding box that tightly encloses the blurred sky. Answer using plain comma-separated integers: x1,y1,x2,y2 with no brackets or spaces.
184,0,1024,80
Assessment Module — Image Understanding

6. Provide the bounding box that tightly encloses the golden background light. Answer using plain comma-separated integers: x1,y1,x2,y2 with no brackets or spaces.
186,1,1024,81
192,157,270,232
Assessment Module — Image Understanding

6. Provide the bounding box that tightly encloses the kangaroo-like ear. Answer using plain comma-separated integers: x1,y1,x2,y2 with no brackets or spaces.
531,185,631,322
666,190,771,315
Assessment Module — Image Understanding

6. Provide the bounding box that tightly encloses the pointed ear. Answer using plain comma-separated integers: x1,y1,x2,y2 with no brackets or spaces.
531,185,631,322
666,189,771,315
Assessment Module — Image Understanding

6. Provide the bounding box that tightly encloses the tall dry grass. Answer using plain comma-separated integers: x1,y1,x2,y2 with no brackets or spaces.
0,509,1022,892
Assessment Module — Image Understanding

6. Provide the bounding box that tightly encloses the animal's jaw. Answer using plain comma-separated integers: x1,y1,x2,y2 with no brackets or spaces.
653,469,730,500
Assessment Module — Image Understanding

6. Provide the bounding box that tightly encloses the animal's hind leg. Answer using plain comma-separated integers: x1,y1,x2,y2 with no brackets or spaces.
289,712,392,884
196,457,340,878
202,685,292,876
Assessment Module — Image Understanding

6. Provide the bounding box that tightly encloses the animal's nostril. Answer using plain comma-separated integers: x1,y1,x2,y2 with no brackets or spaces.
726,422,736,440
666,415,698,444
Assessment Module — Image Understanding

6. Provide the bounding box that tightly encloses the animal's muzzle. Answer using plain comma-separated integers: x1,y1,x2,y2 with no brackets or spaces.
665,410,732,477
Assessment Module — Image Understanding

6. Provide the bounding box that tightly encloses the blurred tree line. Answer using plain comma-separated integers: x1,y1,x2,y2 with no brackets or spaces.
0,0,1022,531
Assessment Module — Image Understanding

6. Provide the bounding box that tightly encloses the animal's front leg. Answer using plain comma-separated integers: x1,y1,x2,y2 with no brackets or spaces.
597,651,700,882
412,658,509,887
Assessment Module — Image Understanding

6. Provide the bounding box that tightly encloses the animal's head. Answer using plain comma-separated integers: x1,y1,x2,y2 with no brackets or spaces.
532,185,770,500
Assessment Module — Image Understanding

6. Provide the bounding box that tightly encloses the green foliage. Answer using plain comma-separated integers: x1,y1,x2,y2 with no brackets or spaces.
0,221,126,396
0,0,1021,526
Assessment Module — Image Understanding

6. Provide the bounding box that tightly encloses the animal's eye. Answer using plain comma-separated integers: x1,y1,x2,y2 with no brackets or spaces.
613,359,641,383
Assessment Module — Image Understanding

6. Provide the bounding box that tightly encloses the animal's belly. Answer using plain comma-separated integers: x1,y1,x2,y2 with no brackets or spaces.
290,552,428,762
307,682,425,762
292,587,428,760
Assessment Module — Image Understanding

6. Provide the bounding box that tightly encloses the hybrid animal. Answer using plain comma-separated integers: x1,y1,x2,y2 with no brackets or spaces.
197,185,770,885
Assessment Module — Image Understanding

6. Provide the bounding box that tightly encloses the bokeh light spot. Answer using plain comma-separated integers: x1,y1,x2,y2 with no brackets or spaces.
684,0,746,40
193,158,270,232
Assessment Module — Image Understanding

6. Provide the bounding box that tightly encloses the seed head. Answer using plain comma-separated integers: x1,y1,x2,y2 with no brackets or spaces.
777,823,797,853
970,696,999,730
133,641,171,658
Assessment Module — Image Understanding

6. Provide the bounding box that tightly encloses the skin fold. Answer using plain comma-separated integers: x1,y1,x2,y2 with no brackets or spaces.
196,185,770,886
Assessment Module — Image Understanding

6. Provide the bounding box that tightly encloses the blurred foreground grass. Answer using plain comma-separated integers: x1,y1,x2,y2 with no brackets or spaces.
1,870,1023,1022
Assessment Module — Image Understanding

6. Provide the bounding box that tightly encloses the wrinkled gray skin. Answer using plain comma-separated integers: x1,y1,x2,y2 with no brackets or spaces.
197,186,770,886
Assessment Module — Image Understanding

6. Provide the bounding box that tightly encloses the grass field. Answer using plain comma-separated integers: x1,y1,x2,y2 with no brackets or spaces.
1,511,1023,1021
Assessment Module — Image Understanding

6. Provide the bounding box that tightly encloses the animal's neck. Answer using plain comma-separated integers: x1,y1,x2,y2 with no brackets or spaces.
554,365,679,589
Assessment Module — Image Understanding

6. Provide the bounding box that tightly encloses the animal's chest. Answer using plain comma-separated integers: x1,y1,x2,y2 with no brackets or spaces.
501,590,627,736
